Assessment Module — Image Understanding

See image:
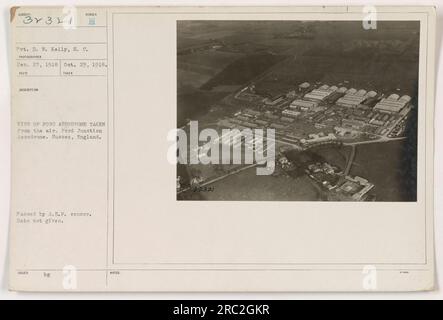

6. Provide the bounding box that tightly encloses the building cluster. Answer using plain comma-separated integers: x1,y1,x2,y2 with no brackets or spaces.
303,84,338,102
306,162,341,190
282,108,301,118
286,82,411,116
263,96,286,107
373,94,412,113
211,80,393,201
336,89,377,108
290,99,318,111
306,162,375,201
300,132,337,146
225,80,413,148
335,175,375,201
337,103,410,136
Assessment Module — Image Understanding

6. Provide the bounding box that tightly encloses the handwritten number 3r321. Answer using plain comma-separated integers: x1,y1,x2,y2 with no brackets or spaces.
22,15,75,26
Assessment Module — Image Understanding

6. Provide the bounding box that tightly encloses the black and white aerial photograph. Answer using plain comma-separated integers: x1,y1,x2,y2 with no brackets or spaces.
176,20,419,202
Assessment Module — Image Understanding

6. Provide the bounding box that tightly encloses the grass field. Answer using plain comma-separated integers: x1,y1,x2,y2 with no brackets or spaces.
350,140,416,201
201,53,287,90
201,166,320,201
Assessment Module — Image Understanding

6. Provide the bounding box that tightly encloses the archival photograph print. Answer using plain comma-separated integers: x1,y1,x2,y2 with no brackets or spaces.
176,20,419,202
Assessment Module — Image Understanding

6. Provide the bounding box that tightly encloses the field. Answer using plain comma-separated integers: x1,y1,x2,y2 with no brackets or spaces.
350,140,416,201
258,21,420,96
201,53,287,90
177,90,228,127
201,166,321,201
310,145,349,170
